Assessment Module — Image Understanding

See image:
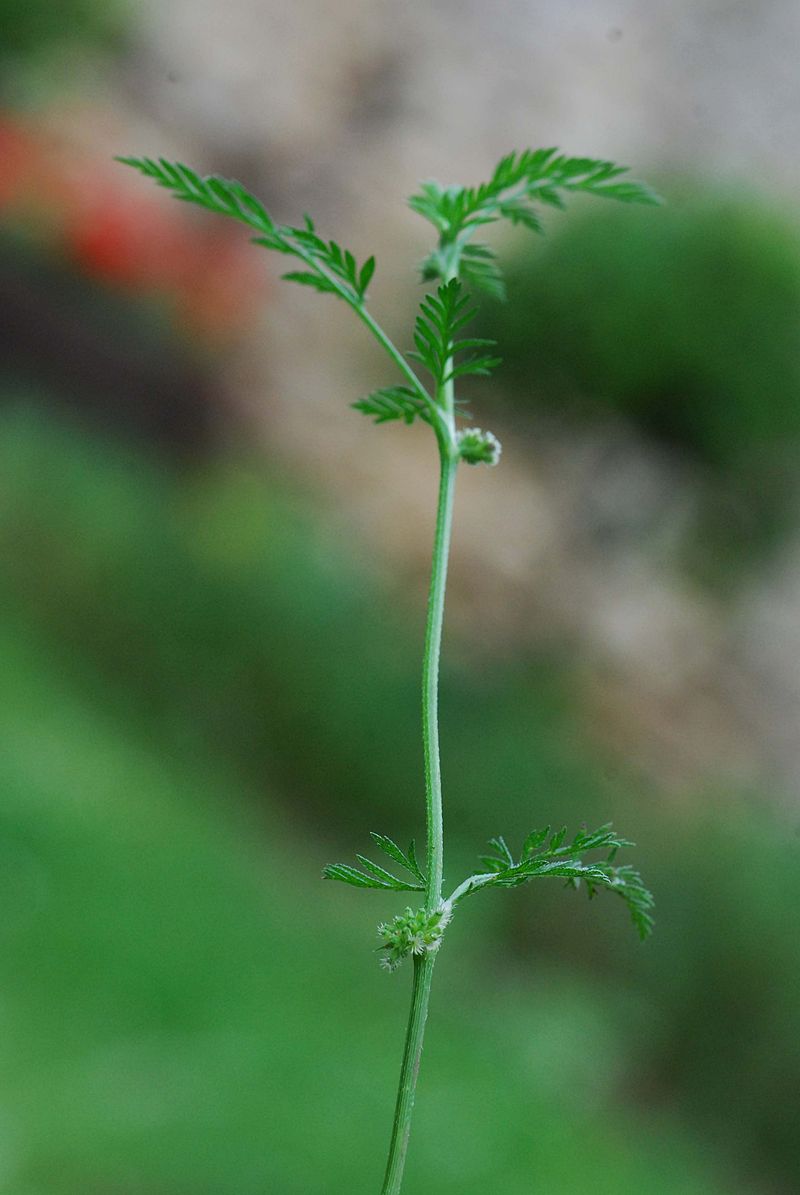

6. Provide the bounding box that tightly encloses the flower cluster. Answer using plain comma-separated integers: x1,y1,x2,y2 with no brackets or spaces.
377,901,452,972
456,427,502,466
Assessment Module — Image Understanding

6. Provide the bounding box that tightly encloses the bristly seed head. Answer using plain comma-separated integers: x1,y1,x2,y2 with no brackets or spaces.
377,901,452,972
456,427,502,466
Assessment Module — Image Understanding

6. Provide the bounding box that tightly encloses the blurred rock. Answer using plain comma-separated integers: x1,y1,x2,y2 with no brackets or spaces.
37,0,800,799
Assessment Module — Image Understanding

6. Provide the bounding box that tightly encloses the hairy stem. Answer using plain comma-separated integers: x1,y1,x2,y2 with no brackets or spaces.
380,436,457,1193
380,248,461,1194
380,953,436,1195
421,444,457,900
353,302,442,428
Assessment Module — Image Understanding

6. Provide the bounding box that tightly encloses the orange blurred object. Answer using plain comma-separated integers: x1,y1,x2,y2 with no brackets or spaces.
0,111,269,342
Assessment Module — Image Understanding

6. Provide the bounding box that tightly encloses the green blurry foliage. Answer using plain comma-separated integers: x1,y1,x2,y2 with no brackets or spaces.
485,191,800,553
0,402,603,847
640,808,800,1176
0,0,123,60
0,405,798,1189
530,797,800,1191
0,627,725,1194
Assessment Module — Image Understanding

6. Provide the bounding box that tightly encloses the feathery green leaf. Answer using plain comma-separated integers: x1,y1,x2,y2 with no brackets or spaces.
408,279,499,389
352,387,430,426
118,156,378,306
355,854,411,888
459,243,506,300
323,860,424,893
409,149,660,241
280,271,340,295
322,864,391,890
370,833,427,883
409,147,661,294
324,837,426,893
452,822,653,940
116,157,276,234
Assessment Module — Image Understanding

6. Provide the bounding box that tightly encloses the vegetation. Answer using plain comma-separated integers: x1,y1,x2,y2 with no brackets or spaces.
118,149,658,1192
481,192,800,563
0,0,123,64
2,405,798,1192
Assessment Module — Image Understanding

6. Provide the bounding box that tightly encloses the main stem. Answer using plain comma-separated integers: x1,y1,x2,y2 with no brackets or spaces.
422,444,458,900
380,441,458,1195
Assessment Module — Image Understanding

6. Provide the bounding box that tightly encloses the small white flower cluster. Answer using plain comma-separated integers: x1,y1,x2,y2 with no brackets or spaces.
378,901,453,972
456,427,502,467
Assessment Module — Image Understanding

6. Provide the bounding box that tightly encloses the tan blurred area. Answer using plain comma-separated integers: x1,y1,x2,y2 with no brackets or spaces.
67,0,800,795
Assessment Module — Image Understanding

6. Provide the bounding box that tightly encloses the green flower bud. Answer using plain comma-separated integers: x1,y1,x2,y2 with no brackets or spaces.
377,901,452,972
456,427,502,466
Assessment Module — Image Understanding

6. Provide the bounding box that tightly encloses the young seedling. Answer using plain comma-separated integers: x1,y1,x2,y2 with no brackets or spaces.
119,148,659,1194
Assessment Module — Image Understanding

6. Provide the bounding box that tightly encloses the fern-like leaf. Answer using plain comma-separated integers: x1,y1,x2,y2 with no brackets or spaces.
409,147,661,293
116,157,276,234
408,279,500,388
459,243,506,300
451,822,653,940
324,836,426,893
280,271,340,295
370,833,426,884
352,387,431,426
118,158,377,305
409,149,659,240
322,864,390,890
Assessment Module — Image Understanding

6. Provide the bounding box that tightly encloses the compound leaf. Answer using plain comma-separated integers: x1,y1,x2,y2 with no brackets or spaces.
409,147,661,294
118,156,378,306
453,822,654,940
324,838,425,893
323,864,391,890
117,156,276,234
408,278,499,389
370,833,426,884
352,386,430,426
281,271,340,294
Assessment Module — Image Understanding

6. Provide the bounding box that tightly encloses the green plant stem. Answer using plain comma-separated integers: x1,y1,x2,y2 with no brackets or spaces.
353,302,441,426
380,952,436,1195
381,428,458,1194
285,242,446,434
380,249,461,1195
421,444,457,900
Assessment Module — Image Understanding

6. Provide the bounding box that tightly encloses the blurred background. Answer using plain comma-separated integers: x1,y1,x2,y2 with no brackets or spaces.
2,2,800,1192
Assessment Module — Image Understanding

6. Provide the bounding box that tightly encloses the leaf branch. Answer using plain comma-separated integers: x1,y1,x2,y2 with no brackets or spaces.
407,279,500,392
118,156,445,436
411,147,662,292
448,823,654,940
324,833,427,893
